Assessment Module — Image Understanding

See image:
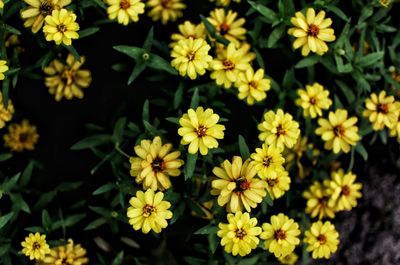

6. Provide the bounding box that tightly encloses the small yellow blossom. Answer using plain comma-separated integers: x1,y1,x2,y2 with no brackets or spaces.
303,180,336,219
389,102,400,142
4,120,39,152
296,83,332,118
211,156,267,213
127,189,173,234
37,239,88,265
0,0,3,8
147,0,185,25
260,213,301,258
363,91,398,131
105,0,145,25
178,107,225,155
217,212,262,256
0,60,9,80
379,0,391,7
170,21,206,47
278,252,299,265
21,232,50,260
236,68,271,105
288,8,336,56
209,0,241,6
0,92,14,129
43,9,79,46
129,136,184,191
304,221,339,259
328,169,362,211
250,143,285,178
315,109,360,154
265,168,291,200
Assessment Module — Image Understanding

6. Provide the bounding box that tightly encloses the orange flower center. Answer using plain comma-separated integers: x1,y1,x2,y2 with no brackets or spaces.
32,242,41,250
220,23,230,35
266,178,278,187
19,132,29,143
120,0,131,9
377,103,389,114
333,125,345,137
234,178,250,193
57,24,67,33
274,229,286,240
187,51,196,61
235,228,246,239
309,97,317,105
61,69,75,86
262,156,272,167
222,59,235,70
341,185,350,196
151,157,165,173
308,24,320,37
276,124,286,136
142,204,155,217
317,234,327,245
248,81,257,89
195,125,207,137
40,2,54,16
161,0,171,8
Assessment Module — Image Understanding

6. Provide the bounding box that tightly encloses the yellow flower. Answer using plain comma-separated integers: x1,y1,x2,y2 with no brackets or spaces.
178,107,225,155
129,136,184,191
44,54,92,101
171,38,213,80
304,221,339,259
4,120,39,152
250,143,285,177
236,68,271,105
265,168,291,200
209,0,241,6
0,60,9,80
105,0,145,25
127,189,173,234
303,180,336,220
217,212,261,256
170,21,206,48
210,42,255,89
278,252,299,265
208,8,246,47
211,156,267,213
147,0,185,25
0,0,3,8
21,232,50,260
258,109,301,150
37,239,88,265
327,169,362,211
380,0,391,7
315,109,360,154
296,83,332,118
363,91,398,131
0,91,14,129
260,213,301,258
389,102,400,142
288,8,336,56
43,9,79,46
20,0,71,33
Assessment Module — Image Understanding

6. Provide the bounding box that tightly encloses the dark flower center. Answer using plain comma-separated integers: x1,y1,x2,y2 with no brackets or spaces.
274,229,286,240
317,234,327,245
187,51,196,61
220,23,230,35
308,24,320,37
19,132,29,142
377,103,389,114
276,124,286,136
248,81,257,89
222,59,235,70
309,97,317,105
266,178,278,187
57,24,67,33
235,228,246,239
234,178,250,193
341,185,350,196
32,242,41,250
333,125,345,137
195,125,207,137
142,204,155,217
120,0,131,9
161,0,170,8
262,156,272,167
61,69,75,86
40,2,54,16
151,157,165,173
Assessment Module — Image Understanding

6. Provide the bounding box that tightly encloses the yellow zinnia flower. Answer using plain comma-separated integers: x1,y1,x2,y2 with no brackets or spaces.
44,54,92,101
288,8,336,56
147,0,185,25
0,60,9,80
260,213,301,258
211,156,267,213
278,252,299,265
236,68,271,105
217,212,261,256
209,0,241,6
207,8,246,47
0,91,14,129
327,169,362,212
178,106,225,155
127,189,173,234
37,239,88,265
250,143,285,178
170,21,206,48
0,0,3,8
129,136,184,191
380,0,391,7
105,0,145,25
210,42,255,89
304,221,339,259
296,82,332,118
315,109,360,154
389,102,400,142
265,168,291,200
4,120,39,152
303,180,336,220
20,0,71,33
21,232,50,260
171,38,213,80
363,91,398,131
258,109,301,150
43,9,79,46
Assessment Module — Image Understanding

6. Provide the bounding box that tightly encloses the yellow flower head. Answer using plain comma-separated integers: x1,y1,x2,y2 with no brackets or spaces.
304,221,339,259
389,102,400,142
20,0,71,33
303,180,336,220
0,60,9,80
296,82,332,118
105,0,145,25
278,252,299,265
0,91,14,129
250,143,285,177
127,189,173,234
4,120,39,152
237,68,271,105
44,54,91,101
21,232,50,260
0,0,3,8
43,9,79,46
209,0,241,6
170,21,206,48
327,169,362,211
147,0,186,25
380,0,391,7
211,156,267,213
208,8,246,47
315,109,360,154
210,42,255,89
258,109,301,150
37,239,88,265
178,107,225,155
217,212,262,256
260,213,301,258
171,38,213,80
129,136,184,191
288,8,336,56
363,91,398,131
265,168,291,200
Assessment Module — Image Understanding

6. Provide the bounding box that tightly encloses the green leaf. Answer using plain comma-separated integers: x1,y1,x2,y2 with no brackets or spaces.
70,134,111,150
356,51,384,68
194,223,218,234
173,81,184,109
84,217,108,230
143,121,160,136
20,161,34,187
170,202,186,224
0,212,14,230
183,257,207,265
93,183,117,195
143,27,154,51
1,173,20,192
142,100,150,123
2,24,21,35
165,117,180,125
238,135,251,160
184,153,198,180
128,63,146,85
113,46,145,61
147,53,177,75
11,193,30,213
264,192,273,207
267,24,286,48
79,27,100,38
0,153,12,162
325,5,349,21
111,251,124,265
208,233,219,254
63,213,86,227
64,44,80,61
190,88,199,109
248,1,278,24
112,117,127,144
200,14,216,37
42,210,51,230
237,256,259,265
335,79,355,104
355,142,368,161
294,55,320,68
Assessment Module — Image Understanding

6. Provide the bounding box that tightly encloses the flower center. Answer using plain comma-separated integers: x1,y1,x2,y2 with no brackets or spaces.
317,234,327,245
151,157,165,173
234,178,250,193
120,0,131,9
222,59,235,70
276,124,286,136
187,51,196,61
266,178,278,187
308,24,320,37
160,0,171,8
377,103,389,114
61,69,75,86
274,229,286,240
40,2,54,16
248,81,257,89
333,125,345,137
57,24,67,33
142,204,155,217
235,228,246,239
262,156,272,167
341,185,350,196
195,125,207,137
220,23,230,35
61,258,68,265
309,97,317,105
19,132,29,143
32,242,41,250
